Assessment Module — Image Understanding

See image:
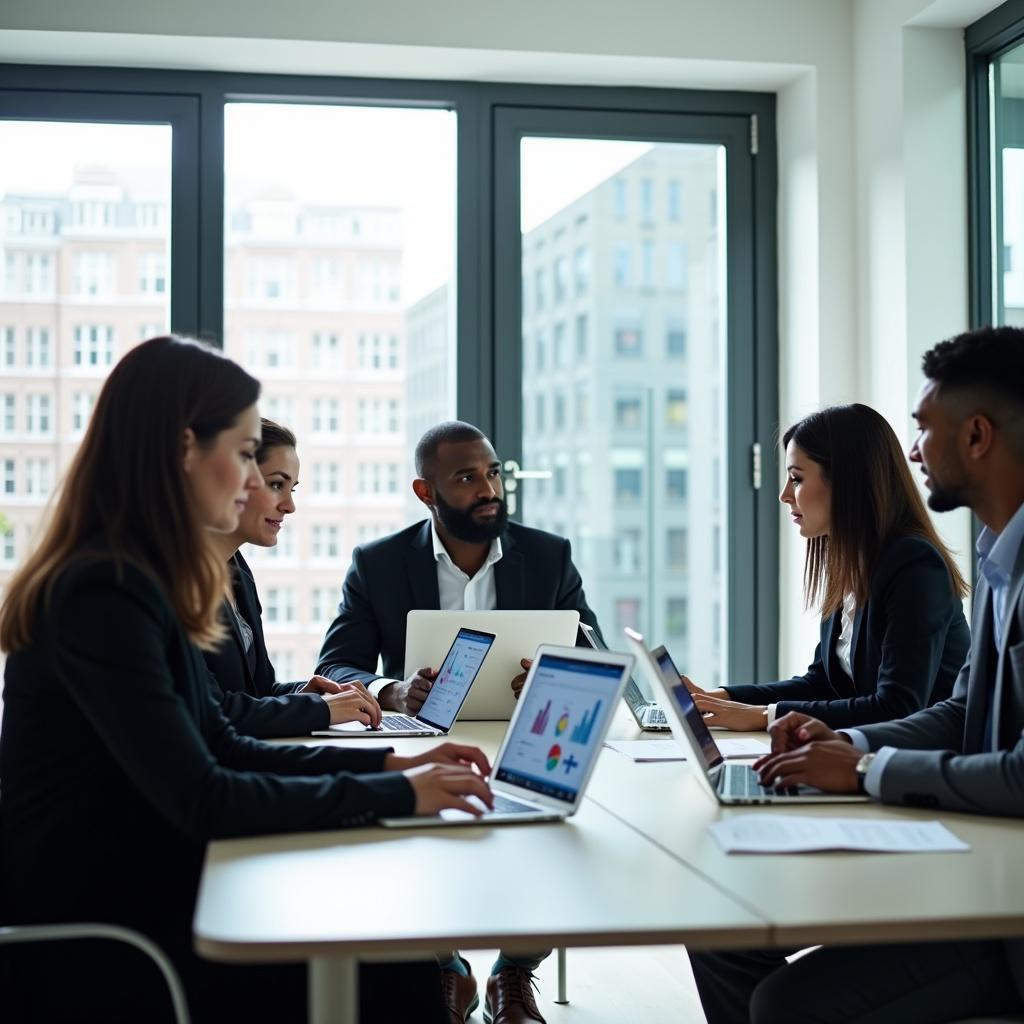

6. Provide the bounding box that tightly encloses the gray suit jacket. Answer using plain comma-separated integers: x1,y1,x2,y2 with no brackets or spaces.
858,537,1024,999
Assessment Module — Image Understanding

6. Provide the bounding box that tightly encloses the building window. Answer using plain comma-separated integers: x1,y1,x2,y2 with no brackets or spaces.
268,649,295,680
357,397,400,434
26,253,54,295
613,179,628,221
614,327,643,357
666,468,688,502
2,326,15,367
666,389,688,427
312,397,341,435
311,586,334,624
312,332,342,370
667,528,688,573
312,461,341,496
575,383,588,430
73,325,115,367
1,394,15,433
615,598,641,631
666,242,687,289
264,587,295,623
554,465,567,498
615,397,642,429
25,457,52,496
666,327,687,357
25,327,50,368
357,462,399,495
573,246,590,294
2,457,15,495
666,596,688,639
575,314,588,358
640,178,654,221
312,524,341,559
554,255,568,304
1,525,15,564
667,180,682,221
73,252,115,297
535,333,546,371
614,468,642,503
535,393,546,432
72,391,95,433
615,528,642,573
553,322,567,367
533,267,546,311
26,394,51,435
641,240,655,288
247,257,294,301
357,333,400,370
139,252,167,294
613,243,631,287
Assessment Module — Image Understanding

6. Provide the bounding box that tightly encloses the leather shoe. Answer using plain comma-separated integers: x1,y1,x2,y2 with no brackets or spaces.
484,967,547,1024
441,959,480,1023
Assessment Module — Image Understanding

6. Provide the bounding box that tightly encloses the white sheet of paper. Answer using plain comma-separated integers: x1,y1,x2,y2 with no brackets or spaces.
708,815,970,854
604,738,769,762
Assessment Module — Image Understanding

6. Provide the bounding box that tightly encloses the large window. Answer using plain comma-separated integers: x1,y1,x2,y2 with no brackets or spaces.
0,66,776,687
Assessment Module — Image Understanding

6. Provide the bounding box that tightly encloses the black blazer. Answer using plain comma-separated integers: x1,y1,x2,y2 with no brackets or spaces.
317,519,602,685
0,554,411,957
726,536,971,728
203,552,329,738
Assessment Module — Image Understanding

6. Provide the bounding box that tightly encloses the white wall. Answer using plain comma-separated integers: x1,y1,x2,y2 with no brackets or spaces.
0,0,998,674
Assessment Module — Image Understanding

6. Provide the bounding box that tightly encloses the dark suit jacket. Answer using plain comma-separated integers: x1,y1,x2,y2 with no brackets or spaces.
317,519,602,685
203,552,329,738
0,554,412,961
726,536,970,728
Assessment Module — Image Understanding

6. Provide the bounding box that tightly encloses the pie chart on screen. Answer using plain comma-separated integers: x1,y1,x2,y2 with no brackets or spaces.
555,713,569,736
546,744,561,771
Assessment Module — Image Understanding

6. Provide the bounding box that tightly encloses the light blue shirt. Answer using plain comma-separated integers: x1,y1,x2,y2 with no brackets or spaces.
845,501,1024,796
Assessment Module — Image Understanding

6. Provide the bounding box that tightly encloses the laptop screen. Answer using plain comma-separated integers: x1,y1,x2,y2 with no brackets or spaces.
579,623,649,714
494,652,624,804
652,646,724,771
417,627,495,731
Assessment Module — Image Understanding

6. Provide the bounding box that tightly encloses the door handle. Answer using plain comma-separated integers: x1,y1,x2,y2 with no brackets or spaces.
502,459,553,516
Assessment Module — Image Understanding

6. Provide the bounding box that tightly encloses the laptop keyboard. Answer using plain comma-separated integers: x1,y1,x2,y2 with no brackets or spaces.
487,794,542,815
646,707,669,725
721,763,799,799
377,715,426,731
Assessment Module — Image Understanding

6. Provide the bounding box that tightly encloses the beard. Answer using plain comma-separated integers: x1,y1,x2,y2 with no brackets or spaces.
926,481,969,513
434,492,509,542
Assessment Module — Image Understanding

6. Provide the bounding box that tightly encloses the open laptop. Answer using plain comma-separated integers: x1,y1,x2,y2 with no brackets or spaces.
315,627,495,738
579,623,670,731
624,629,868,805
404,610,580,721
380,644,633,827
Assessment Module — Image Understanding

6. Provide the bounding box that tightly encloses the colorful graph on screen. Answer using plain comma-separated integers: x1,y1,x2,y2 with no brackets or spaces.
531,700,551,735
546,744,562,771
570,699,602,745
555,712,569,736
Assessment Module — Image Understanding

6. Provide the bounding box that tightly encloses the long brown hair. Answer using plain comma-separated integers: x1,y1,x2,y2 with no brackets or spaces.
0,335,260,653
784,404,968,616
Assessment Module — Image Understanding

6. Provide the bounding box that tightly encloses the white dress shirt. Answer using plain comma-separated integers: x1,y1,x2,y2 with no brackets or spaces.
766,593,857,727
369,519,503,699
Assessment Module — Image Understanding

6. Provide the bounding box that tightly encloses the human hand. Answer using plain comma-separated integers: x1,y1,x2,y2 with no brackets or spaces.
753,739,861,794
301,675,369,696
323,688,382,728
385,743,491,778
764,711,844,755
511,658,533,700
693,694,768,731
387,668,437,714
405,763,494,817
681,675,728,700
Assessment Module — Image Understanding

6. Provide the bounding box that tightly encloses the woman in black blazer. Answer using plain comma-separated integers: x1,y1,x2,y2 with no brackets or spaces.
203,418,378,738
0,336,491,1024
687,404,970,731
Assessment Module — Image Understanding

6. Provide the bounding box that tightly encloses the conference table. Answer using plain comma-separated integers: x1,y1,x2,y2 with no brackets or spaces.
193,709,1024,1023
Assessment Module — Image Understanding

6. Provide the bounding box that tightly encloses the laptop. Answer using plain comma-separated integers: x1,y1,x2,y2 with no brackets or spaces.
579,623,670,731
314,627,496,738
624,629,868,805
404,610,581,721
380,644,634,827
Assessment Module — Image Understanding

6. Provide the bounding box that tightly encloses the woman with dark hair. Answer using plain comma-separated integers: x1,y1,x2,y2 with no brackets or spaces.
203,417,381,737
686,403,970,731
0,336,490,1023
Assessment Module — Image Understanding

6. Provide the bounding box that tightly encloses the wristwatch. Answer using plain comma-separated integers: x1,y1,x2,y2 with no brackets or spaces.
855,752,877,794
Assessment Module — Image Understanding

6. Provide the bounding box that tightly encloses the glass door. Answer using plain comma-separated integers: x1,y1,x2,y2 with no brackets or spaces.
494,107,771,686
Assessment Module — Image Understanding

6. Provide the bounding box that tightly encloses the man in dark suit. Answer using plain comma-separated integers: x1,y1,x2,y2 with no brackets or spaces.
688,326,1024,1023
317,420,602,1024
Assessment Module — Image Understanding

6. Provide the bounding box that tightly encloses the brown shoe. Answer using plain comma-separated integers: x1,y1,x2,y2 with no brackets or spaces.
484,967,547,1024
441,959,480,1023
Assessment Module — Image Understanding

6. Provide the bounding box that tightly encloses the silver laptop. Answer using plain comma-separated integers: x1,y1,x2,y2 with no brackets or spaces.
624,629,868,805
380,643,634,827
315,627,495,738
579,623,670,731
404,610,580,721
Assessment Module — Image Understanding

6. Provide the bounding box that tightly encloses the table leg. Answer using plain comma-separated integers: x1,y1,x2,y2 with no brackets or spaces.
555,947,569,1004
309,954,357,1024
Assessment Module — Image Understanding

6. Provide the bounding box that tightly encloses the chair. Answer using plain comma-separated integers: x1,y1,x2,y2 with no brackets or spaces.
0,922,190,1024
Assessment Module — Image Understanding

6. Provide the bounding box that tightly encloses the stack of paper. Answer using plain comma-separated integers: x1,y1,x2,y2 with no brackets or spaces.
708,815,970,854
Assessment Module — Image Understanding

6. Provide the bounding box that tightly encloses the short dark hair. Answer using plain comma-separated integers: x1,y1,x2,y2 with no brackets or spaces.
923,326,1024,442
415,420,487,478
256,417,296,464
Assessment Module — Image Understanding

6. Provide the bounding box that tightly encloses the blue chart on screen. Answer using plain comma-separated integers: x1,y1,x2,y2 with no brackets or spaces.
419,630,493,728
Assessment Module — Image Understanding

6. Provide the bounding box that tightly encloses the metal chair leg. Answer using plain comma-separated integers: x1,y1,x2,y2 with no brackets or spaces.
555,947,569,1004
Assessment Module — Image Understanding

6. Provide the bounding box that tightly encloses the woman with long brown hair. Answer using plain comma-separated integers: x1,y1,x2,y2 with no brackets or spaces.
685,403,970,731
0,335,491,1023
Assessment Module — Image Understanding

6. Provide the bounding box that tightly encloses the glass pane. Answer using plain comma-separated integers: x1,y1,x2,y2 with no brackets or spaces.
0,120,172,670
519,138,727,685
224,103,457,679
994,41,1024,325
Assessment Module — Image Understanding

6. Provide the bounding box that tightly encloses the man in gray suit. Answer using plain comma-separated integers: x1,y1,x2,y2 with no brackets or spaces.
689,325,1024,1024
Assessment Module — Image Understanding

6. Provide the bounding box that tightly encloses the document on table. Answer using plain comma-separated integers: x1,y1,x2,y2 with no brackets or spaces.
708,815,970,854
604,738,769,762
